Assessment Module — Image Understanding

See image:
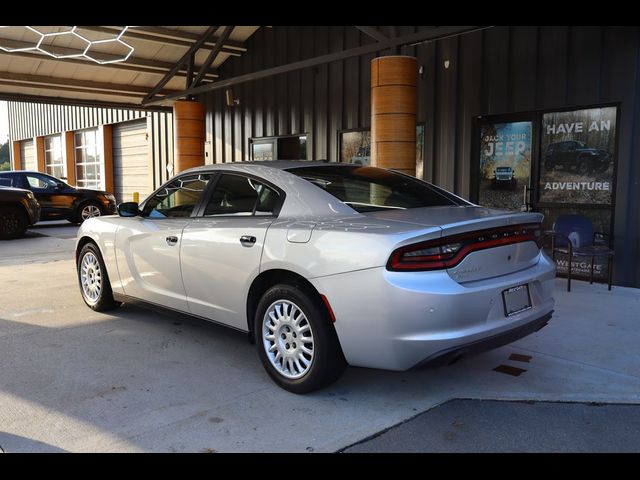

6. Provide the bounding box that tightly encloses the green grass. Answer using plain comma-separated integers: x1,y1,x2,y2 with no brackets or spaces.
0,161,9,172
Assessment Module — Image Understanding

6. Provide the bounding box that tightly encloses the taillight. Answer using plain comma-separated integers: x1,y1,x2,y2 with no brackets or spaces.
387,223,542,272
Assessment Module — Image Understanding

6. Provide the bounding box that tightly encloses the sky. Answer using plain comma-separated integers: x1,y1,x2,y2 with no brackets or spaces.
0,101,8,144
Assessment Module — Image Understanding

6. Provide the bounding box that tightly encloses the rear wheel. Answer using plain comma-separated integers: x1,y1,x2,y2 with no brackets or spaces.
255,284,346,393
77,243,120,311
0,205,28,239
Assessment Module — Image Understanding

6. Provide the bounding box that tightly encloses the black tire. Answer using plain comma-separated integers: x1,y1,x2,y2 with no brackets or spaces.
576,159,591,175
77,242,120,311
0,205,29,240
254,284,346,394
74,201,103,224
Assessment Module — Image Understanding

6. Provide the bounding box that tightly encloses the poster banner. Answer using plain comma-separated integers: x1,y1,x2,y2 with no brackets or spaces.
478,121,532,210
540,206,612,281
539,106,616,205
339,126,425,166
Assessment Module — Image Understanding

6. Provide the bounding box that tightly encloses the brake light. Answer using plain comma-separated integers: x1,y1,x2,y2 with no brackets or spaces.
387,223,542,271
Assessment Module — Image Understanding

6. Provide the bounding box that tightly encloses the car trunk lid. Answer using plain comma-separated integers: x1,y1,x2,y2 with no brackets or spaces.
368,206,543,282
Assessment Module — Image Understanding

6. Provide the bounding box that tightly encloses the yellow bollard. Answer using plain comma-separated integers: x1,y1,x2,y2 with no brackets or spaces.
133,192,140,203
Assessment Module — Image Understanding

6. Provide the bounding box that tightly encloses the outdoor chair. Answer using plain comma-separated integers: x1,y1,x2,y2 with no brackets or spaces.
544,214,614,292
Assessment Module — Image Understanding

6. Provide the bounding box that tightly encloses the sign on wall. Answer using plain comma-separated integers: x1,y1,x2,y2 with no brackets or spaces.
478,121,532,210
338,124,425,166
539,106,617,205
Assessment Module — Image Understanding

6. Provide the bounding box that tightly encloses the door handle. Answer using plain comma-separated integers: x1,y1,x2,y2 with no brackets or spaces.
240,235,257,247
166,236,178,246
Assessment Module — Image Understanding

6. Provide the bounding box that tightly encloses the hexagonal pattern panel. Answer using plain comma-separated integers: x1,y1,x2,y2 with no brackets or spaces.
0,26,134,63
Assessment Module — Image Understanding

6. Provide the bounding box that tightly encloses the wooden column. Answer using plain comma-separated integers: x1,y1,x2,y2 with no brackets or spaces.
371,56,418,176
35,136,45,173
63,131,76,185
173,100,205,173
11,141,22,170
101,124,114,194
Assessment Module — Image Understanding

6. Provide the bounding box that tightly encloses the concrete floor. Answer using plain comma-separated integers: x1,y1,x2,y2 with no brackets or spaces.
0,221,639,452
343,399,640,452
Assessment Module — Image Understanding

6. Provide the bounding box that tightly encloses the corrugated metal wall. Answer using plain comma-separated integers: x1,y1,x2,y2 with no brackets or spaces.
201,25,640,288
7,101,174,190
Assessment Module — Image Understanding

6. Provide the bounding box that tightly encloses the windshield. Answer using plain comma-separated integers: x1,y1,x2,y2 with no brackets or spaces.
287,165,468,213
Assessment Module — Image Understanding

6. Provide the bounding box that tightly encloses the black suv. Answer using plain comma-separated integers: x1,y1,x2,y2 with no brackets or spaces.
544,141,611,174
0,182,41,239
0,171,116,224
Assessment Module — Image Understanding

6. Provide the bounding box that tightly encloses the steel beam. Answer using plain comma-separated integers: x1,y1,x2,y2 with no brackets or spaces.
355,26,388,43
191,26,234,87
144,26,487,106
0,90,172,111
0,71,181,96
143,25,220,103
0,40,218,79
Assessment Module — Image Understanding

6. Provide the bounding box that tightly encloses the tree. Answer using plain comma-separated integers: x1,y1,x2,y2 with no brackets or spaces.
0,141,9,171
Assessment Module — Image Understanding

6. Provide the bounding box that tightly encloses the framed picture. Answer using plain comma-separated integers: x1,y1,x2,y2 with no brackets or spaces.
339,128,371,164
477,120,533,210
339,124,425,166
538,106,618,206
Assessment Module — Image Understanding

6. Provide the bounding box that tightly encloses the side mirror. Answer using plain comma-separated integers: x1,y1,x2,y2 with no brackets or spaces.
117,202,140,217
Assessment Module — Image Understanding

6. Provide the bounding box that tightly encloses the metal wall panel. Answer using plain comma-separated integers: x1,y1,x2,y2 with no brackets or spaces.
199,25,640,287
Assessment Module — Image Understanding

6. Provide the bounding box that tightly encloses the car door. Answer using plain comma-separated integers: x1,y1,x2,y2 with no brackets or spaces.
21,172,72,217
180,173,282,329
114,173,213,311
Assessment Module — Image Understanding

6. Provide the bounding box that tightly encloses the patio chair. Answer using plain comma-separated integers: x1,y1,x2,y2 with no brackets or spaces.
544,214,614,292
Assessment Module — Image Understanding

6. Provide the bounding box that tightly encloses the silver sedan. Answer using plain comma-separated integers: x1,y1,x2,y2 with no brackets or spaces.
76,162,555,393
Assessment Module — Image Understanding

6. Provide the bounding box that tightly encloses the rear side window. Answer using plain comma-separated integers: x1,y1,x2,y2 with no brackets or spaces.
0,176,13,187
287,165,466,213
204,174,279,217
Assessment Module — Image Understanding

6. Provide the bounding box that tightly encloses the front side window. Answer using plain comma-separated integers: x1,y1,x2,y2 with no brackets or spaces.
142,174,212,219
204,174,279,217
45,135,65,179
287,165,467,213
75,129,102,189
25,173,62,190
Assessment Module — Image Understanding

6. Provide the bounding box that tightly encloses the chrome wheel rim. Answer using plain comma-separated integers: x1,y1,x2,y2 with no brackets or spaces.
80,252,102,305
262,300,314,379
81,205,101,220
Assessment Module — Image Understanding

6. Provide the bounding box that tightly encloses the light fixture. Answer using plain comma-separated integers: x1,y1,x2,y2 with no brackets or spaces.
0,26,134,64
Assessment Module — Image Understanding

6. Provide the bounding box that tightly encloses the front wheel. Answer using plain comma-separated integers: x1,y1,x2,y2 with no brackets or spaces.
75,202,103,223
255,284,346,394
77,243,120,311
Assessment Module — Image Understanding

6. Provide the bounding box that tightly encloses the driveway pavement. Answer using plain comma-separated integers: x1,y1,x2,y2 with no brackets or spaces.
0,223,639,452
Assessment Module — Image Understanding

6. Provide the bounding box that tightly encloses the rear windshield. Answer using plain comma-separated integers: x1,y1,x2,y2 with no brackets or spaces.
287,165,468,213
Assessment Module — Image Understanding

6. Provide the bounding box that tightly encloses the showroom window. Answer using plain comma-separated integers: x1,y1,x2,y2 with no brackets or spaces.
74,128,102,189
249,134,308,161
44,134,65,179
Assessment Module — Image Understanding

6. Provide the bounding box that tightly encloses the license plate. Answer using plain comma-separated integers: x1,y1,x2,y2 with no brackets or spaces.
502,284,532,317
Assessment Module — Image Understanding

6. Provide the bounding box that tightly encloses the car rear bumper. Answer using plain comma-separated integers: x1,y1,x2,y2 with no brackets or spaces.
310,251,556,371
410,310,552,369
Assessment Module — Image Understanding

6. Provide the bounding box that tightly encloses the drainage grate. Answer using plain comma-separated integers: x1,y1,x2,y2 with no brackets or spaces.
493,364,527,376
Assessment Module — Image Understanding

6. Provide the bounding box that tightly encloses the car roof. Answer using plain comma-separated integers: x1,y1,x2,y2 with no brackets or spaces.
182,160,355,175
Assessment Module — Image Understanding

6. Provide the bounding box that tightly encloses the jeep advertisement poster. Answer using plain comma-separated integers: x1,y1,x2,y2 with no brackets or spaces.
478,121,532,210
539,106,617,205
